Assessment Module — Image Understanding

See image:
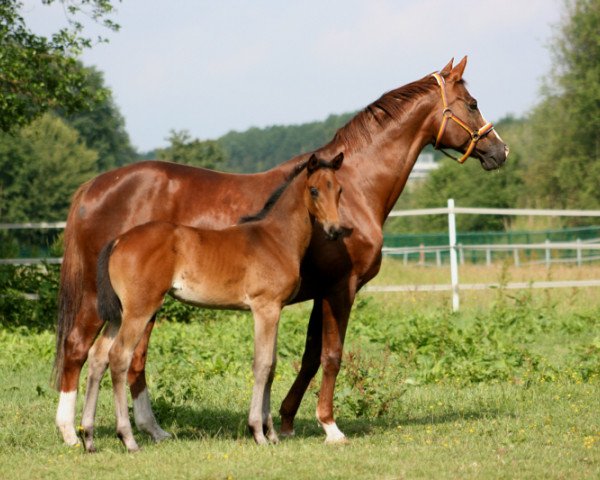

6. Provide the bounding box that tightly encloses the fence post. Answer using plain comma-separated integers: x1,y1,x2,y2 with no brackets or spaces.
545,239,551,268
486,248,492,266
513,248,520,267
448,199,459,312
577,238,582,267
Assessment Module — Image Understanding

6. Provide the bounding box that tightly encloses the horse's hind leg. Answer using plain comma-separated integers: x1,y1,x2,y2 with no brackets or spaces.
248,304,281,445
80,322,119,452
56,294,104,446
128,317,171,442
109,313,156,453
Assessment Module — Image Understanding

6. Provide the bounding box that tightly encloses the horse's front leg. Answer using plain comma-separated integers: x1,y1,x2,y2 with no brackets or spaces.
248,303,281,445
317,280,356,443
279,298,323,436
128,317,171,443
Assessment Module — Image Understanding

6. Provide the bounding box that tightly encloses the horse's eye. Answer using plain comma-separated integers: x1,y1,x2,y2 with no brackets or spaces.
310,187,319,198
469,100,478,111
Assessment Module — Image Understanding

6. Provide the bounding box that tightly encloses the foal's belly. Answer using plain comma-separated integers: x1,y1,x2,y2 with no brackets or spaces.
169,276,250,311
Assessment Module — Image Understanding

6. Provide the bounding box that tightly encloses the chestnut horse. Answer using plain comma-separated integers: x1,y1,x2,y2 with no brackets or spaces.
79,154,343,452
54,57,508,445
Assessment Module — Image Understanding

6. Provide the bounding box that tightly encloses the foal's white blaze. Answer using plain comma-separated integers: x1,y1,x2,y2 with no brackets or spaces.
321,421,347,443
133,388,171,442
56,390,79,445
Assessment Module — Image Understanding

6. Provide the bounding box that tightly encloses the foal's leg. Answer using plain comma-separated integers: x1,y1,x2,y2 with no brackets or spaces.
109,314,155,452
56,293,103,446
261,330,279,444
80,322,119,452
279,298,323,437
129,317,171,442
248,304,281,445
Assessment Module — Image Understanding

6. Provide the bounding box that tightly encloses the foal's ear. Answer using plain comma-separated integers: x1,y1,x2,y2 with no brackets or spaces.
448,56,467,82
439,58,454,77
331,152,344,170
307,154,319,174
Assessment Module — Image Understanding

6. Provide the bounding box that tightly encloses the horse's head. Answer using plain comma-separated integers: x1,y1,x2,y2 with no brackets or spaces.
305,152,344,240
430,56,509,171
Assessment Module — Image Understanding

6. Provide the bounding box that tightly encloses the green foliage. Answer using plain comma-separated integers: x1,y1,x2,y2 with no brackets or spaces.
0,113,97,222
0,263,59,331
57,66,137,171
0,0,119,131
522,0,600,211
157,130,226,170
218,112,354,172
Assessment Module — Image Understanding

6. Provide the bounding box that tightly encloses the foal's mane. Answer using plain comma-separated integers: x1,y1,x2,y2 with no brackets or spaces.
332,75,437,150
238,157,335,224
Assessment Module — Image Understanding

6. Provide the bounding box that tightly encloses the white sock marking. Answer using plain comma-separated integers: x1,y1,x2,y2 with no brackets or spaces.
56,391,79,445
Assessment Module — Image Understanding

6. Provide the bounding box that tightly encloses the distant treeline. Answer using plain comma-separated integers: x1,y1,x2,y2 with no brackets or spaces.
218,112,354,173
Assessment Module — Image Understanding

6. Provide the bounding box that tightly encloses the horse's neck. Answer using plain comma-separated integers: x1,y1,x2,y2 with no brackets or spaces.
260,177,312,259
320,93,436,226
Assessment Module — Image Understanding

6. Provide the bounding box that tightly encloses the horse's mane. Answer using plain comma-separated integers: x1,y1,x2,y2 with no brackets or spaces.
332,75,437,150
238,158,336,224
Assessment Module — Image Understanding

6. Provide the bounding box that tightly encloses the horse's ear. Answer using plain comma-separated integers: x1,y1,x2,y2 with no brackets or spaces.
448,56,467,82
331,152,344,170
307,154,319,174
439,58,454,77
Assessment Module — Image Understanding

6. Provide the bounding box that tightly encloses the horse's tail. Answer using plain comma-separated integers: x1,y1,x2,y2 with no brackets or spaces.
96,239,122,326
51,183,88,390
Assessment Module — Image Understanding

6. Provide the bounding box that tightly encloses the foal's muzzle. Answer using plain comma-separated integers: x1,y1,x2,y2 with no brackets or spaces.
324,223,343,241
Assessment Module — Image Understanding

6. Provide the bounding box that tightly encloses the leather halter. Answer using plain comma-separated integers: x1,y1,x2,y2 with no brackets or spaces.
431,72,494,163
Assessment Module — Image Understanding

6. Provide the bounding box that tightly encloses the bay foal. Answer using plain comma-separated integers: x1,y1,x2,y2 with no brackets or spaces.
80,154,343,452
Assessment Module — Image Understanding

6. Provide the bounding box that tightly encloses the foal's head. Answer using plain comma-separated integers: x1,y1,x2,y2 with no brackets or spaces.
305,152,344,240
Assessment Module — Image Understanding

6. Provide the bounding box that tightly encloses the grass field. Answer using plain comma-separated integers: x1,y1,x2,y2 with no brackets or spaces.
0,260,599,479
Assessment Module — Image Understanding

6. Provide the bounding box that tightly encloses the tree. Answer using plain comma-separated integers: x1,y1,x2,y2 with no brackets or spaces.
0,113,97,222
0,0,119,131
157,130,226,170
58,66,137,171
218,112,354,172
523,0,600,211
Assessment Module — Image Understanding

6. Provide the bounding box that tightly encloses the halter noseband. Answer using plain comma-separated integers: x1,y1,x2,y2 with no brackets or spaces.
431,72,494,164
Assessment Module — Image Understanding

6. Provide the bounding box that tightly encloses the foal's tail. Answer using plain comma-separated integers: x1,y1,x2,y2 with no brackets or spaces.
96,240,122,326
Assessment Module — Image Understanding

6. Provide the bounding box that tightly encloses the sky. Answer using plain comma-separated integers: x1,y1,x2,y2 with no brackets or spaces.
23,0,563,152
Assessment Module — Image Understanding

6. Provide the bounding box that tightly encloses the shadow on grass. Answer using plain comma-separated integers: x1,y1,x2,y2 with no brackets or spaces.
91,398,508,445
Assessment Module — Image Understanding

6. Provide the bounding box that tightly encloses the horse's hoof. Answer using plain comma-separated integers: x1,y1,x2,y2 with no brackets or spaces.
150,429,172,443
325,436,349,445
279,429,295,439
322,422,348,444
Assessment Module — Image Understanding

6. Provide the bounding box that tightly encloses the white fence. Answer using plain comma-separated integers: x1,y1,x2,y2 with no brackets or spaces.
366,199,600,311
3,204,600,311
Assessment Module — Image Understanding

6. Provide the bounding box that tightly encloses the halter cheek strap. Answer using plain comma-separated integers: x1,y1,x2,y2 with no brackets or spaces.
431,72,494,164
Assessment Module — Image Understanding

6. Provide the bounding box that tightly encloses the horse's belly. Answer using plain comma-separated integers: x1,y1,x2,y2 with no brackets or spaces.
169,278,248,310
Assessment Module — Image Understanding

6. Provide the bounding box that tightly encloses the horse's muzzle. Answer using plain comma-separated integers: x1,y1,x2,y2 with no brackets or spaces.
324,224,343,241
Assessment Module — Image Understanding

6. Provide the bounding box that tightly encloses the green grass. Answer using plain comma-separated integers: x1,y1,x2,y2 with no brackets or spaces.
1,261,599,479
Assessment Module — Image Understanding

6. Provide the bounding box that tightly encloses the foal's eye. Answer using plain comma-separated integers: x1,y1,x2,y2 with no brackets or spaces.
310,187,319,198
